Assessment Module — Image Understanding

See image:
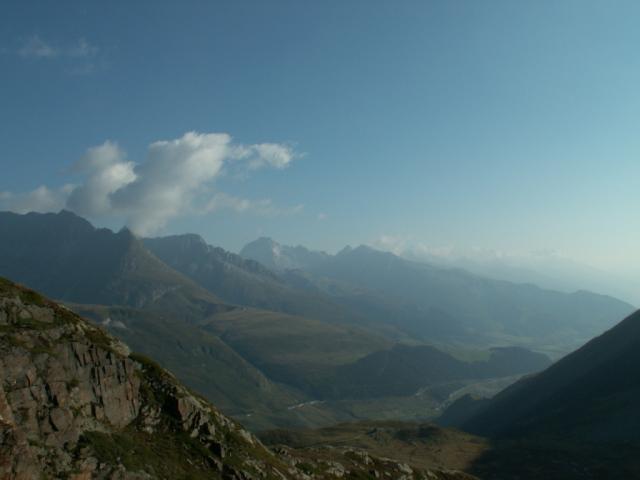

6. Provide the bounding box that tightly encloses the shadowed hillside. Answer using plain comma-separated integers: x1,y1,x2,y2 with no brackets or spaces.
457,309,640,441
439,309,640,479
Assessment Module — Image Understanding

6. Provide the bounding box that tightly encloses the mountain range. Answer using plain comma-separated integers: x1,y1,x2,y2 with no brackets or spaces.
2,210,640,478
403,247,640,307
241,237,634,351
0,210,633,432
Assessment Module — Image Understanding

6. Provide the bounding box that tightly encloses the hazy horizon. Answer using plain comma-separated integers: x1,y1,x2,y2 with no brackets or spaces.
2,0,640,277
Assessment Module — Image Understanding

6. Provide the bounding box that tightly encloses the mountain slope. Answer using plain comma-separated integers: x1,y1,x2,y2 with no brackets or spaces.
0,210,226,319
144,234,366,325
200,308,391,396
0,211,320,428
0,277,474,479
70,303,304,421
242,239,635,349
454,308,640,441
321,345,551,399
315,245,633,344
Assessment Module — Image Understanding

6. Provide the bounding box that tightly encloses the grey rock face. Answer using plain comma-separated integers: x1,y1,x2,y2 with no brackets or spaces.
0,290,141,478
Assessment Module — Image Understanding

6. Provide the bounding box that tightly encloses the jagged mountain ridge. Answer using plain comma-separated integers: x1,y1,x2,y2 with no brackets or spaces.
0,277,475,479
0,210,227,320
0,211,624,433
0,211,386,428
240,237,331,271
144,234,367,326
0,211,340,428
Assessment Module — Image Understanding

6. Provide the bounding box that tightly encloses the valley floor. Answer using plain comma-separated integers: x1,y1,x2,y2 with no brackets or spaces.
260,420,489,473
261,421,640,480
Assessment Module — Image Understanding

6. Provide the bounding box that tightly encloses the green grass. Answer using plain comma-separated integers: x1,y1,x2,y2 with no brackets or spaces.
83,326,115,351
0,276,49,307
71,304,303,420
130,352,168,380
261,420,488,473
78,429,222,479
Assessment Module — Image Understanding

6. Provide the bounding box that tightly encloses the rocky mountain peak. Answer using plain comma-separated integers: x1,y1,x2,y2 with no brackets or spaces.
240,238,330,271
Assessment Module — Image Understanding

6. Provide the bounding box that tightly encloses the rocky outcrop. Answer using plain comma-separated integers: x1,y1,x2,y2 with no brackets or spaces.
0,277,474,479
0,285,142,478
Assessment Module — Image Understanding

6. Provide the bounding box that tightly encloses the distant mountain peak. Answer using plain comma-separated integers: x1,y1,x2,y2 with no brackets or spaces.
255,235,277,244
117,225,137,238
337,245,353,255
336,244,394,260
24,208,94,227
180,232,208,244
352,244,379,254
148,232,209,250
0,211,218,310
57,208,84,218
240,237,329,271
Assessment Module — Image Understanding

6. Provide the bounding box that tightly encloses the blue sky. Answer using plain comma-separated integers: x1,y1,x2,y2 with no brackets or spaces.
1,0,639,271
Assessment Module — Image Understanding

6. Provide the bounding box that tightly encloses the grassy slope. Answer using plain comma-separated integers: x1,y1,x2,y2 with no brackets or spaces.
70,304,303,416
72,303,400,431
261,420,488,473
201,308,391,394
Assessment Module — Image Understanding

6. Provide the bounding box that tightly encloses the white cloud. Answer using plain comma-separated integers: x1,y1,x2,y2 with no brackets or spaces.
0,185,74,214
14,36,100,75
110,132,232,234
248,143,296,169
66,141,136,217
18,35,58,58
317,212,328,221
373,234,454,258
231,142,298,172
67,38,99,58
1,131,300,235
373,234,564,263
374,235,410,256
17,35,98,59
205,192,303,217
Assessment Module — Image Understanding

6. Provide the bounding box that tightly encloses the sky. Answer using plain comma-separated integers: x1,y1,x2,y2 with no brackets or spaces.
1,0,640,273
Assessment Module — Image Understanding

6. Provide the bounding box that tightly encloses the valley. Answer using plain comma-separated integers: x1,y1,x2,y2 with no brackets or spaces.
1,210,605,431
